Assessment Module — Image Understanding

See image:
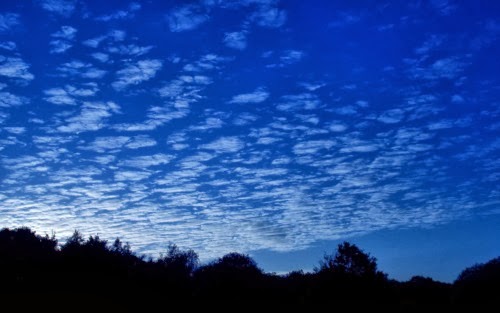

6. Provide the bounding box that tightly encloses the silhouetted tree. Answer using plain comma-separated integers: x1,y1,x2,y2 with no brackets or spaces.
454,257,500,304
316,241,378,277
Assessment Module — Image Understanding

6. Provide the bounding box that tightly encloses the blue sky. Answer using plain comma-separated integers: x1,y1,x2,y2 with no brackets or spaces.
0,0,499,282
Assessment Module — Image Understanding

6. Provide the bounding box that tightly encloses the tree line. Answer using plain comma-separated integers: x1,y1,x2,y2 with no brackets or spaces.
0,227,498,309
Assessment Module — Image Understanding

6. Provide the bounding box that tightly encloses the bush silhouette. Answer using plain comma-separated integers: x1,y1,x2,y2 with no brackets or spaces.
0,226,497,307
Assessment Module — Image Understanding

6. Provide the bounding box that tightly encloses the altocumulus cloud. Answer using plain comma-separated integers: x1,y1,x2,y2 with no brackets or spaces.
229,88,270,104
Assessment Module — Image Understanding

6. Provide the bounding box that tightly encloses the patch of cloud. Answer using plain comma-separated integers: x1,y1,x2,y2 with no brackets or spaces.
377,109,405,124
201,136,245,153
95,2,141,21
107,44,153,56
0,41,16,51
50,40,73,54
280,50,304,64
251,4,286,28
44,84,98,105
112,59,163,90
293,140,335,155
328,11,362,28
52,25,77,40
223,31,247,50
119,154,173,168
57,60,106,79
0,92,29,107
38,0,76,17
56,101,120,133
167,5,209,32
229,88,269,104
277,93,321,111
91,52,109,63
0,13,20,32
451,94,465,104
112,106,189,132
406,57,467,81
0,56,34,81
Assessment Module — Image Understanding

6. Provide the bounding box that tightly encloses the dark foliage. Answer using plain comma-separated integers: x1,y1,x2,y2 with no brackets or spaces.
0,227,497,308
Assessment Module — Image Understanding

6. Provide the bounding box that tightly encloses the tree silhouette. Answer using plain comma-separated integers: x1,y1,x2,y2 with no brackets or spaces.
454,257,500,303
0,226,498,307
316,241,378,277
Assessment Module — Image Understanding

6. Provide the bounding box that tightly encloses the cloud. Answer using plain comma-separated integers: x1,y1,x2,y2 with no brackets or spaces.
119,154,173,168
167,5,209,32
43,84,98,105
50,40,73,54
80,135,156,153
107,44,153,56
229,88,269,104
328,11,362,28
0,41,16,51
112,59,163,90
57,60,106,79
251,5,286,28
377,109,405,124
0,92,29,107
52,25,77,39
95,2,141,21
57,101,120,133
50,26,77,53
280,50,304,64
38,0,76,17
0,56,34,81
0,13,20,32
91,52,109,63
224,31,247,50
201,136,245,153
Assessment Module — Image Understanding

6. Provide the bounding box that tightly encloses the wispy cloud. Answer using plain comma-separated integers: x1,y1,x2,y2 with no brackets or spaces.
229,88,269,104
50,26,77,53
0,13,20,32
224,31,247,50
56,101,120,133
38,0,76,17
112,59,163,90
0,57,34,81
95,2,141,21
167,5,209,32
201,136,245,153
251,4,286,28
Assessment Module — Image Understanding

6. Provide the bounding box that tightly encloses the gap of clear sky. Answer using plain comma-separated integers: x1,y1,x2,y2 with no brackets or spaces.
0,0,498,282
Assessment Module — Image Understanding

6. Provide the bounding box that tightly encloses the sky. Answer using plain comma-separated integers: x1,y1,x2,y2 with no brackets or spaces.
0,0,499,282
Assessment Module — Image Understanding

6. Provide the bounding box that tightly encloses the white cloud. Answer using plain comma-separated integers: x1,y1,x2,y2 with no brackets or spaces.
112,59,163,90
377,109,405,124
0,92,29,107
0,57,34,81
91,52,109,63
0,13,20,32
50,40,73,54
82,36,106,48
224,31,247,50
39,0,76,17
251,5,286,28
0,41,16,51
57,101,120,133
167,5,209,32
229,88,269,104
44,84,98,105
51,25,77,39
95,2,141,21
280,50,304,64
44,88,75,105
201,136,245,153
57,60,106,79
119,154,173,168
